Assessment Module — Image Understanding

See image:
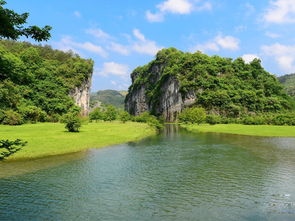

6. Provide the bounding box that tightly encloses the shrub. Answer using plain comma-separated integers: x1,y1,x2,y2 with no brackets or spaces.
18,105,43,123
89,107,103,122
119,111,131,123
271,114,295,126
132,112,163,130
178,107,206,124
2,110,23,125
206,114,221,125
62,113,82,132
103,105,117,121
0,139,27,160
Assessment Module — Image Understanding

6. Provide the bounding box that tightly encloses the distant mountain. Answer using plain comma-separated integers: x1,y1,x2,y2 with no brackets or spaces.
278,73,295,97
90,90,127,109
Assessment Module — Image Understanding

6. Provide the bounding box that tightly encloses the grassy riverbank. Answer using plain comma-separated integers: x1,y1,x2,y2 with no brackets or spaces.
0,122,156,161
182,124,295,137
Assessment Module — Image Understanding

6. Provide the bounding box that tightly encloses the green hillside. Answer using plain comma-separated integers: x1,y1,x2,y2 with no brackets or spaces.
278,73,295,97
0,40,93,124
90,90,126,109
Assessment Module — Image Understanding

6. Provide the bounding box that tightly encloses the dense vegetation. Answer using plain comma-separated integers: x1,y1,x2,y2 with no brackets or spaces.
0,40,94,125
279,73,295,97
90,106,162,129
90,90,126,109
128,48,294,122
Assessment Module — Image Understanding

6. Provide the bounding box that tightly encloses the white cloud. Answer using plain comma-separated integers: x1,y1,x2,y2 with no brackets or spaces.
53,36,108,58
146,10,164,22
262,43,295,73
86,28,112,40
265,32,281,38
131,29,163,55
215,35,240,51
133,29,146,41
111,81,117,85
192,42,219,52
74,11,81,18
242,54,260,63
109,42,130,55
263,0,295,24
158,0,193,14
99,62,129,77
191,34,240,52
146,0,211,22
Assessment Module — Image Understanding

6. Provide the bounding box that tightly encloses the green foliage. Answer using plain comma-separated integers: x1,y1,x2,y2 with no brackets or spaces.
0,139,27,160
62,113,82,132
206,114,221,125
119,111,131,123
0,0,51,41
2,109,23,125
127,48,293,118
179,107,207,124
133,112,163,130
89,107,104,122
0,40,94,124
103,105,118,121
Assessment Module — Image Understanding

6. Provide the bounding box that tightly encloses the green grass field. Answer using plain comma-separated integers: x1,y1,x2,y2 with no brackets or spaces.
182,124,295,137
0,122,156,161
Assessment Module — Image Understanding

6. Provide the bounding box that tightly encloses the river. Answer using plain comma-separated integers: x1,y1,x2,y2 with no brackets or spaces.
1,125,295,220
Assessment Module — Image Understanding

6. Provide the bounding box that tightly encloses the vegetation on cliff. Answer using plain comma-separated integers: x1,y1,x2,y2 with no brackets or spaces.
127,48,294,119
0,40,94,125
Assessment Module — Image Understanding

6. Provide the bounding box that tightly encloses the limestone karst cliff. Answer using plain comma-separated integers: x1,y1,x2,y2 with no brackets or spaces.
69,72,93,116
125,65,195,122
125,48,293,122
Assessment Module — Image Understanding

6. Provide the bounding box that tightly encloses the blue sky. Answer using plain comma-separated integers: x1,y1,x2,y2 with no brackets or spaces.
7,0,295,91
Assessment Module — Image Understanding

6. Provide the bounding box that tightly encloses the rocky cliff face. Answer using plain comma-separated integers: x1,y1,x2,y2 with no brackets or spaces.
125,63,196,122
69,73,92,116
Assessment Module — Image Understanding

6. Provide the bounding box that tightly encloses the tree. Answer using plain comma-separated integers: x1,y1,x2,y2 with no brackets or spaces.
89,107,103,122
119,111,131,123
62,113,82,132
178,107,206,124
0,0,51,41
103,105,117,121
0,139,27,160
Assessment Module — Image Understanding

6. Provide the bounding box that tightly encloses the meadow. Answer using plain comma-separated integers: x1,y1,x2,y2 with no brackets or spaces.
0,122,155,161
182,124,295,137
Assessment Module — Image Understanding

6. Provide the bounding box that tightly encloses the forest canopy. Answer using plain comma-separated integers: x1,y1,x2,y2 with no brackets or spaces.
0,40,93,125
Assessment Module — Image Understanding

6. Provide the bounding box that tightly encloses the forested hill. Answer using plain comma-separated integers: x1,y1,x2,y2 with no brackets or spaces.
0,40,94,125
126,48,294,121
278,73,295,97
90,90,126,109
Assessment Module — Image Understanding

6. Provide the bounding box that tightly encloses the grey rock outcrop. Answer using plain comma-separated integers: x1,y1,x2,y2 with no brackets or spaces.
69,72,92,116
125,63,196,122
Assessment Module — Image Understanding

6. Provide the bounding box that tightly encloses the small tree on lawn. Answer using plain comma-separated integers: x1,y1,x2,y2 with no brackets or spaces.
119,111,131,123
62,113,82,132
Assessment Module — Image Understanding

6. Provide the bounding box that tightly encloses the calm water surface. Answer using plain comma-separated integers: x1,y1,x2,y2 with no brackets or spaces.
1,125,295,221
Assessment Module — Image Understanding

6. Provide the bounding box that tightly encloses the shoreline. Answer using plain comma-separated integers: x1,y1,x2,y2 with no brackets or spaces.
181,124,295,137
0,122,156,162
